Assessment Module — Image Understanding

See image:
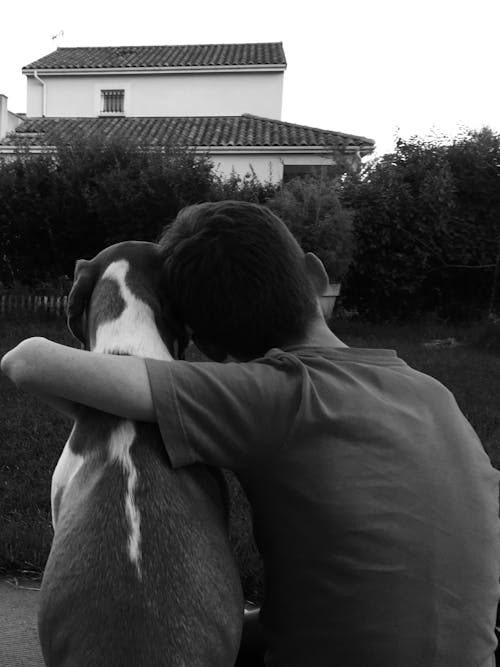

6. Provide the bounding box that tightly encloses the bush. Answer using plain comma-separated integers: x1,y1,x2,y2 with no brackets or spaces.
0,137,216,286
0,141,351,293
266,176,355,281
340,128,500,321
208,166,278,204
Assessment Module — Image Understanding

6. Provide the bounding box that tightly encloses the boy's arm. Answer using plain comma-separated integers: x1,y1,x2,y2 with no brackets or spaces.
34,393,81,422
1,337,156,422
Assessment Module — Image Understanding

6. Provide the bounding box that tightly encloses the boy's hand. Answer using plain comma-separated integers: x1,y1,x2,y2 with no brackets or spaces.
1,337,156,423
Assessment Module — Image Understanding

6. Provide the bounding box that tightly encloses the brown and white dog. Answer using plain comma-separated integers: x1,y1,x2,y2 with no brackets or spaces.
38,241,243,666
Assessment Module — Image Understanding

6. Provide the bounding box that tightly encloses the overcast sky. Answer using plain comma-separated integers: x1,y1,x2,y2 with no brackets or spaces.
1,0,498,156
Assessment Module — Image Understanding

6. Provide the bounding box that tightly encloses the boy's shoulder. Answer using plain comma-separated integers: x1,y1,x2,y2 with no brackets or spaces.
265,345,452,410
265,345,409,369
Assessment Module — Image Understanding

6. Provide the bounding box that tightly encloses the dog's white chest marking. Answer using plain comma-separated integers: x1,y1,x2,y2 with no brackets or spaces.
93,259,173,362
108,420,142,579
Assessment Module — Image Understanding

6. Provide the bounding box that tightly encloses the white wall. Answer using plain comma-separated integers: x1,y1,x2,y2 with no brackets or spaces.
27,71,284,119
0,95,8,139
211,152,337,184
0,95,24,139
7,111,22,134
27,78,43,117
211,154,282,183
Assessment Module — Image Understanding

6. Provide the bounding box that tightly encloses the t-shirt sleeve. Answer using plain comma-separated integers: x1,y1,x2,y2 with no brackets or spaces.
144,356,301,471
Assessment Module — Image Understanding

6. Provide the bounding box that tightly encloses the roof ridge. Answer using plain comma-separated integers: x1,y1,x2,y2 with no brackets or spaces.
45,41,283,50
23,43,286,71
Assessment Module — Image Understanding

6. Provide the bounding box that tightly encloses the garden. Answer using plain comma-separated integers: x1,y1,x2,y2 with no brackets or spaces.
1,127,500,605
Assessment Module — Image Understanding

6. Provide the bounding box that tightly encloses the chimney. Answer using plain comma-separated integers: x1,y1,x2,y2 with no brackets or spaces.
0,94,8,140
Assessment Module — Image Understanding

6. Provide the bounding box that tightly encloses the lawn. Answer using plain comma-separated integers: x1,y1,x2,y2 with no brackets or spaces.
1,313,499,603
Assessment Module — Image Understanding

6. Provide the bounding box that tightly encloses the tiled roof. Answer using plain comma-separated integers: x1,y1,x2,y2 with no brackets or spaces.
23,43,286,71
0,115,375,153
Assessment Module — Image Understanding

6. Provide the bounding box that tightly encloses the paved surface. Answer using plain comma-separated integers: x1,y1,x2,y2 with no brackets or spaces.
0,578,256,667
1,576,495,667
0,578,257,667
0,578,44,667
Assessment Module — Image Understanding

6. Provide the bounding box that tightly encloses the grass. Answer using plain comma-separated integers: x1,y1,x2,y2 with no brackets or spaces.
1,313,500,604
0,315,76,577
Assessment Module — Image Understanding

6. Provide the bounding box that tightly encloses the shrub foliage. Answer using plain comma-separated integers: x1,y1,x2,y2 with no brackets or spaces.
267,176,354,281
0,136,216,285
341,127,500,320
0,138,353,289
2,128,500,323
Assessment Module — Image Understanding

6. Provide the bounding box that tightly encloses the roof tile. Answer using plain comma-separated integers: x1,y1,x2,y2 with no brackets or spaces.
23,43,286,70
0,115,375,154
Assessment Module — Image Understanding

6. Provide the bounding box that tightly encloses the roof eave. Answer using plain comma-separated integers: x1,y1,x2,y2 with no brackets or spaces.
205,144,375,155
22,64,287,76
0,146,52,154
0,143,375,156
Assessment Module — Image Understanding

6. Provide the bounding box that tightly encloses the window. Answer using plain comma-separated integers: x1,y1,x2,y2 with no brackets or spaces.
283,164,337,183
100,89,125,115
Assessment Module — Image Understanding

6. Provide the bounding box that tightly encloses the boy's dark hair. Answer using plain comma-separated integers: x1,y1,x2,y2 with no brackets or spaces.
159,200,318,359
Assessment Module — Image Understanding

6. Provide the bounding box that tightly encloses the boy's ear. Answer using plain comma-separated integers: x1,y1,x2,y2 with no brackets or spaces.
304,252,329,296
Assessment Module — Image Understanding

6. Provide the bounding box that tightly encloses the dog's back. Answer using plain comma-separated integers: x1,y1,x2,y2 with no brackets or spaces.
38,244,243,666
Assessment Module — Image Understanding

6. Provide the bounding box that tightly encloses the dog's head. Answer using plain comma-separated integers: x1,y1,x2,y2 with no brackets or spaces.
67,241,188,358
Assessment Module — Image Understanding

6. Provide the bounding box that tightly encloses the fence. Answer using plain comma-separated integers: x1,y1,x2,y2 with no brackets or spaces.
0,293,68,318
1,283,341,320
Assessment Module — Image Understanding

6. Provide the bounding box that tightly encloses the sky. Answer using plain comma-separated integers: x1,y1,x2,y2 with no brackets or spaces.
1,0,499,157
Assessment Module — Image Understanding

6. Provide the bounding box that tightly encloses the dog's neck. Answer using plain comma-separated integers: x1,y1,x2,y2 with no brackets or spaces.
88,259,173,362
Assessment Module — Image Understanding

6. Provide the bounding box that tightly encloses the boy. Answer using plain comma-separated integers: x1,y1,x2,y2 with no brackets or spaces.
2,200,500,667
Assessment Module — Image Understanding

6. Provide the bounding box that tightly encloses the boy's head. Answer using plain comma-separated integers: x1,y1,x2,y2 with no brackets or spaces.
159,200,325,360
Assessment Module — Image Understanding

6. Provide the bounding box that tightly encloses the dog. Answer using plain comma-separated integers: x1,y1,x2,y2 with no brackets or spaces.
38,240,243,666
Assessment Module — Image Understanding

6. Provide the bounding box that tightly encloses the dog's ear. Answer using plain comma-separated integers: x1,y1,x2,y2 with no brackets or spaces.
67,259,97,346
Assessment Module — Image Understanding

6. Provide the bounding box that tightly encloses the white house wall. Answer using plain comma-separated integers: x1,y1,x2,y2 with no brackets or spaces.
211,154,281,183
211,153,336,184
0,96,24,140
7,112,22,134
27,78,43,117
27,72,284,119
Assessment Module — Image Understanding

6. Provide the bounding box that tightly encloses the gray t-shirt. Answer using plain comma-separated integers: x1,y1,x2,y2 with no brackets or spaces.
145,346,500,667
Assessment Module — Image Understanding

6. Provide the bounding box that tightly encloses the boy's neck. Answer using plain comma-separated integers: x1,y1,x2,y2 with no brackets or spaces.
286,314,347,350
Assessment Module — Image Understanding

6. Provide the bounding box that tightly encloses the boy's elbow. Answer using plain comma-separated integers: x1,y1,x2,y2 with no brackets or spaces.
1,350,26,387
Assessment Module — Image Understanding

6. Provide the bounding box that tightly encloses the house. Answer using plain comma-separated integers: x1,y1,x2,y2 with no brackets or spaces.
0,42,375,182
